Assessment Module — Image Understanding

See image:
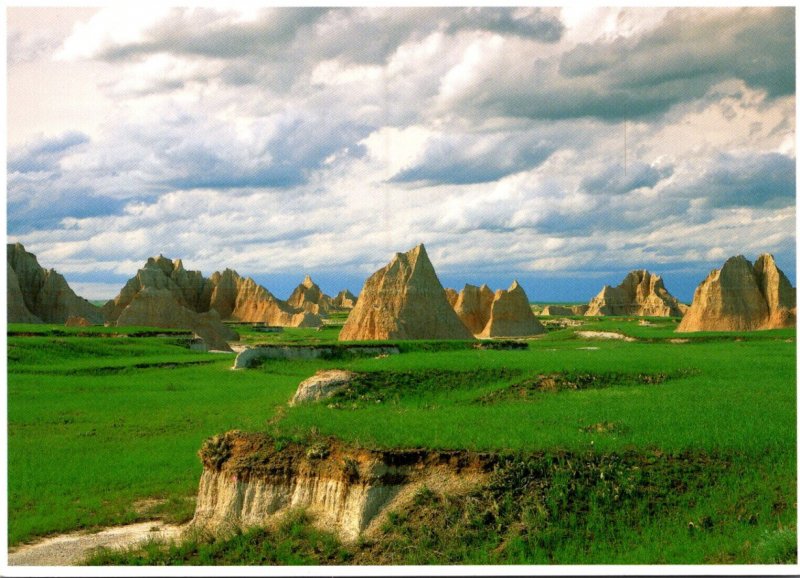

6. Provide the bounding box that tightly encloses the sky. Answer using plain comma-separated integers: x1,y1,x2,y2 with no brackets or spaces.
6,6,797,303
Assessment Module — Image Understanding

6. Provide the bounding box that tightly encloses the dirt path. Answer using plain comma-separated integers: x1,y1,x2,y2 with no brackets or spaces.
8,522,184,566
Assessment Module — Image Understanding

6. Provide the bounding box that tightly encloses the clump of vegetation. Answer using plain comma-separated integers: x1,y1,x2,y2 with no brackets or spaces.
357,449,731,564
86,510,352,566
305,442,330,460
751,527,798,564
199,431,237,470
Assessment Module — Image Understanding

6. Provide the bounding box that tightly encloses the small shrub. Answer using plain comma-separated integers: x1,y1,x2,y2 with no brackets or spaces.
306,442,329,460
198,431,238,470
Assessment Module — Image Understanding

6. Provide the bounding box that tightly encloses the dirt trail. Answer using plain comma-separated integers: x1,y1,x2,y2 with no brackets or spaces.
8,522,183,566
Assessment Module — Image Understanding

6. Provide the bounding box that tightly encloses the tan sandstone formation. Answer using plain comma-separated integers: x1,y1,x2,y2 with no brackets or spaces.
333,289,358,310
338,244,474,341
103,256,239,351
287,275,335,315
585,270,686,317
677,254,796,332
453,283,495,335
7,243,102,324
478,281,546,338
206,269,321,327
65,316,93,327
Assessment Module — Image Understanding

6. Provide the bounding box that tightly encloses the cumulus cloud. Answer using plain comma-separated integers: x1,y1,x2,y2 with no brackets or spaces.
581,161,673,195
6,7,796,300
673,152,796,209
441,7,794,122
389,131,556,185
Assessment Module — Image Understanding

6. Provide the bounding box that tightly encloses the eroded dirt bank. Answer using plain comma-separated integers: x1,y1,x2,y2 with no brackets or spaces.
190,431,498,541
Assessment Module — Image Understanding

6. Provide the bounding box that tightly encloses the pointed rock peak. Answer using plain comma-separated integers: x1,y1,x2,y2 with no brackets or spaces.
406,243,429,266
509,280,521,291
725,255,750,266
146,254,176,274
302,274,316,288
755,253,776,267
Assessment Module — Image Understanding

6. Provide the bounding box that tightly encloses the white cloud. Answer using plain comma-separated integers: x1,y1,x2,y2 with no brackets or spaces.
56,6,173,61
7,7,796,300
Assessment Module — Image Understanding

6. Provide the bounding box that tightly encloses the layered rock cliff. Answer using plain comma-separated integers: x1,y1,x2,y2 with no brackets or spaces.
677,254,796,332
188,431,494,541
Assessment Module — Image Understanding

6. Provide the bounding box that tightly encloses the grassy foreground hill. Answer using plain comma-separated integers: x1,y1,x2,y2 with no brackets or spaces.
6,318,796,564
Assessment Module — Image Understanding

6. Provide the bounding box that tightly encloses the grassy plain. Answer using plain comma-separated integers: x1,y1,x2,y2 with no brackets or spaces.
6,317,797,564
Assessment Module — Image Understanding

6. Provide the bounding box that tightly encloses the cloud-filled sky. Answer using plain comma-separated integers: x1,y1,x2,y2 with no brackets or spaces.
7,6,796,302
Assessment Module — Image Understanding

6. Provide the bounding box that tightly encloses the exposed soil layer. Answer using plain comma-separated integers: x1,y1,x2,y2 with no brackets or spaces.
187,431,740,564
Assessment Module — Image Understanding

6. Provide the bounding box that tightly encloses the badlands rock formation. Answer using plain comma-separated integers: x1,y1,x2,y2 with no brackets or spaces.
585,270,686,317
453,284,495,335
677,254,796,332
104,257,320,334
754,253,797,329
7,243,102,324
103,256,238,351
333,289,358,310
478,281,546,338
206,269,321,327
287,275,335,315
65,316,93,327
338,244,474,341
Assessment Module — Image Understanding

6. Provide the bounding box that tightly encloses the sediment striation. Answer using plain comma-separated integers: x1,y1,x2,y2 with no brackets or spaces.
188,431,495,541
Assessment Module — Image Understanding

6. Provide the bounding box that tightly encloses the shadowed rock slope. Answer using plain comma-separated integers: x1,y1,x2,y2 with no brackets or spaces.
339,244,474,341
677,254,796,332
7,243,102,324
585,270,686,317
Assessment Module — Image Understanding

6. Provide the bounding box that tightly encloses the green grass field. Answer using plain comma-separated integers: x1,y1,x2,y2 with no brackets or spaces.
6,318,797,564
